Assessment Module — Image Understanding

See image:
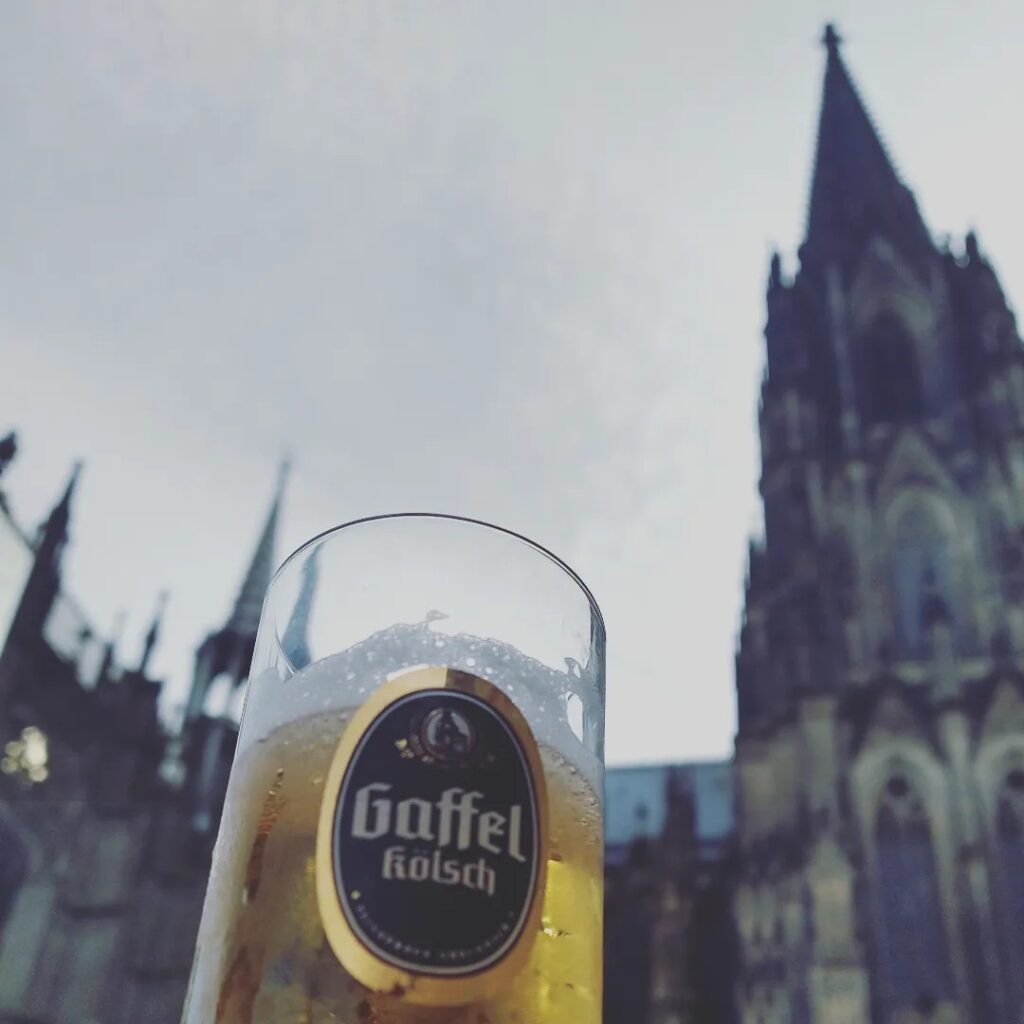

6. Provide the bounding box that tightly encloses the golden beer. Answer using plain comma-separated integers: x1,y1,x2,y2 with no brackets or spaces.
182,706,602,1023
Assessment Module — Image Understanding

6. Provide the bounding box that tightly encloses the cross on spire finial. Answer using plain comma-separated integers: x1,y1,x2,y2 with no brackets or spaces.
823,23,842,54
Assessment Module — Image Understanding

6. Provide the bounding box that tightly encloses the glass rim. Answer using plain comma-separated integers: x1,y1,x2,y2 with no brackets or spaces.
272,512,606,633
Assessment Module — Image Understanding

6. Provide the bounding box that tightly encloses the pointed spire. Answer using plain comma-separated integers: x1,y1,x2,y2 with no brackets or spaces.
97,610,126,685
40,460,82,544
57,460,82,509
31,460,82,569
138,591,168,675
965,229,981,265
804,24,933,272
0,431,17,480
227,460,289,635
0,432,17,515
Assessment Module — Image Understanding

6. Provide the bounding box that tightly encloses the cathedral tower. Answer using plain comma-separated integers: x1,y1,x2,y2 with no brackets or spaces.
0,461,82,715
180,462,288,833
734,25,1024,1024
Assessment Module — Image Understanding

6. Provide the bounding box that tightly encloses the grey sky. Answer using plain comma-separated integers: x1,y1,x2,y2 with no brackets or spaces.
1,1,1022,763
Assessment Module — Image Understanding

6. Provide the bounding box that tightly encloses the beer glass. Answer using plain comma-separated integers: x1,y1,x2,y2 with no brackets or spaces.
181,514,605,1023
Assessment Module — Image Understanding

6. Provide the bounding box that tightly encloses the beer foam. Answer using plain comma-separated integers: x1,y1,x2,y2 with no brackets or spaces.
238,619,603,794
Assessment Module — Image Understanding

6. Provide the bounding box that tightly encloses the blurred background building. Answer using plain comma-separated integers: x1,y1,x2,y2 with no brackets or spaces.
731,24,1024,1024
2,23,1023,1024
0,443,284,1023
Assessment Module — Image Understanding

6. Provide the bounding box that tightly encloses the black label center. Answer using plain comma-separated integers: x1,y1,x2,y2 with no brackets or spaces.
332,687,541,977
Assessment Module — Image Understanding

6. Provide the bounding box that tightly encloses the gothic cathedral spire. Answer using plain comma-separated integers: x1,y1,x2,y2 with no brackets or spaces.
183,461,289,723
40,460,82,555
6,461,82,648
803,23,933,277
226,459,289,636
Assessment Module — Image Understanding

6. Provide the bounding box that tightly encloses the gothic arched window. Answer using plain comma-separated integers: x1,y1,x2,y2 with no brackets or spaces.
891,503,957,655
0,817,28,931
996,768,1024,1009
873,774,954,1008
860,314,924,425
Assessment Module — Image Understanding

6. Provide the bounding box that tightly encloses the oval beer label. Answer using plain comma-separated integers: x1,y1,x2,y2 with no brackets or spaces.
316,667,548,1006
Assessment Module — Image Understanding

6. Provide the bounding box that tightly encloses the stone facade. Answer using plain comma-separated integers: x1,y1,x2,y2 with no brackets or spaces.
0,453,282,1024
733,25,1024,1024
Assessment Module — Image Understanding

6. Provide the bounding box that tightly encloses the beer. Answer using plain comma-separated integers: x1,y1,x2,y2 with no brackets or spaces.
180,516,606,1024
183,706,602,1022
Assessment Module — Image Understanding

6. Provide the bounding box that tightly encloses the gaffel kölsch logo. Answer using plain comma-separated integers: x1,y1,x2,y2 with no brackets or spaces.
316,668,547,996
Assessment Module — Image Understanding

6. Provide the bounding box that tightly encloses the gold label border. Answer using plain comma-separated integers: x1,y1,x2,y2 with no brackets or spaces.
315,665,550,1006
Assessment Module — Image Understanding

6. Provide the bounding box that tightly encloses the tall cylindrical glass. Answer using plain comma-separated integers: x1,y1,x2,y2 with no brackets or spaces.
182,514,605,1023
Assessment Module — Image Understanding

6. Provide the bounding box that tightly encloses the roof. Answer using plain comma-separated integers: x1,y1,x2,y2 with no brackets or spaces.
605,761,734,863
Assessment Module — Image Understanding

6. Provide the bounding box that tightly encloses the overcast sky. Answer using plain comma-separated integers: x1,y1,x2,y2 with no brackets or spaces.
1,2,1022,764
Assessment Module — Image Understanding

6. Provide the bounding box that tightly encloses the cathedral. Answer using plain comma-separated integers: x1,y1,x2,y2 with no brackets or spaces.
0,445,286,1023
731,24,1024,1024
1,23,1023,1024
605,24,1024,1024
